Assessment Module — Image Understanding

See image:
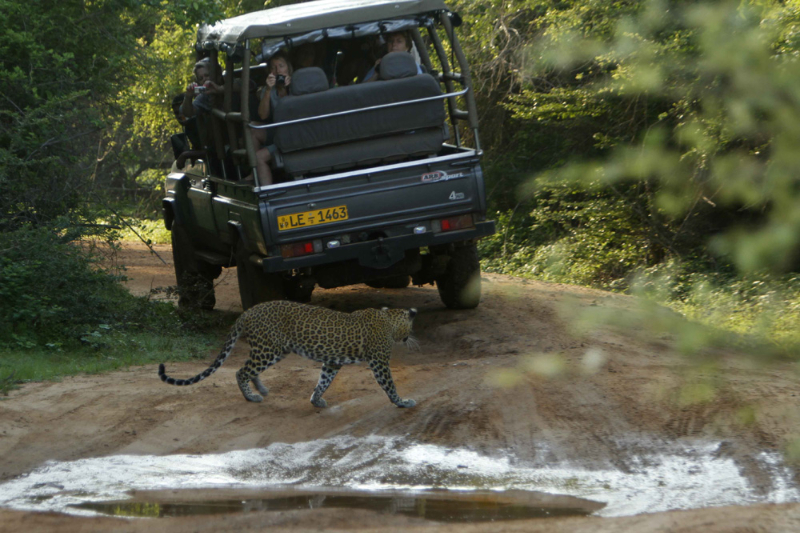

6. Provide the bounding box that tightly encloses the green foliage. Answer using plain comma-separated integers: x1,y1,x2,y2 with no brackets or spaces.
0,0,230,229
117,22,196,158
476,1,800,332
0,0,128,227
449,0,648,206
0,315,234,396
0,223,236,395
0,0,251,396
481,180,676,288
111,215,172,245
0,0,225,344
518,0,800,275
1,225,138,344
635,267,800,350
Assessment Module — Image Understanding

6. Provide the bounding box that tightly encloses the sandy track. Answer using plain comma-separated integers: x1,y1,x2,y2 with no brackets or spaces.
1,242,799,532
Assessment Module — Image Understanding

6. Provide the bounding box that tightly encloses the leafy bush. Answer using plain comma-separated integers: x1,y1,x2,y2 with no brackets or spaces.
481,181,676,288
0,223,181,348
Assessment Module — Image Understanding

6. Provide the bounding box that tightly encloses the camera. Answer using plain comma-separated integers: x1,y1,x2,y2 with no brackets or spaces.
193,83,206,94
276,75,286,86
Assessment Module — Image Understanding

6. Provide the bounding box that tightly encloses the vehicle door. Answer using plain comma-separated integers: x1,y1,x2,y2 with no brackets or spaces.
184,159,219,243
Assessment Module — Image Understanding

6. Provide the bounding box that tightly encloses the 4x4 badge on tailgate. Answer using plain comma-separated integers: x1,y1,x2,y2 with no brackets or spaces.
449,191,465,200
421,170,466,183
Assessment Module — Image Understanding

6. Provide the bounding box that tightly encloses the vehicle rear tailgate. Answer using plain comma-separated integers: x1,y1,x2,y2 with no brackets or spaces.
260,160,486,247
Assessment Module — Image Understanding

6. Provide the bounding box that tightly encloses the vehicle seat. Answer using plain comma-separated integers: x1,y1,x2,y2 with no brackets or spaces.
271,61,446,177
378,52,419,80
290,67,330,96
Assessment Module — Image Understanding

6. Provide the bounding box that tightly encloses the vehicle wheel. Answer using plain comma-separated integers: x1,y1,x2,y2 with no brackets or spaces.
236,243,285,310
365,275,410,289
435,242,481,309
171,224,219,310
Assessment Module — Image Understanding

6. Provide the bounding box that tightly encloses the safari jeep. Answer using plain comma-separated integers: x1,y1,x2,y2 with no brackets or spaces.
163,0,495,310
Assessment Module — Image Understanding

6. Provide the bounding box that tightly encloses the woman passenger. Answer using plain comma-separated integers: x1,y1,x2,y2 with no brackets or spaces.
362,31,423,82
250,51,293,184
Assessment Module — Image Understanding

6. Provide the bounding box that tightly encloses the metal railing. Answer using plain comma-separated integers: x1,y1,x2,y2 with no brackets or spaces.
248,87,470,130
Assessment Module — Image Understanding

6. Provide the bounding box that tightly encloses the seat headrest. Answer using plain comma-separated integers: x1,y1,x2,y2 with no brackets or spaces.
379,52,418,80
289,67,329,96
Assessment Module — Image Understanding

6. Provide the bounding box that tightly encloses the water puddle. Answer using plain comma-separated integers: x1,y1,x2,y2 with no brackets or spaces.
1,435,798,519
70,488,600,522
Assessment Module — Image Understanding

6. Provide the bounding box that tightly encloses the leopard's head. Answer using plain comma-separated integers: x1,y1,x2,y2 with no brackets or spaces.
382,307,417,345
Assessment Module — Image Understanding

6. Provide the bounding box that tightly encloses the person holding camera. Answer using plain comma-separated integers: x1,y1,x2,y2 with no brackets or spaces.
256,51,292,124
250,52,293,184
180,57,224,120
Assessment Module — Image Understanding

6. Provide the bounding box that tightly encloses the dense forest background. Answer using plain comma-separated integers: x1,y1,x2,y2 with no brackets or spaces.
3,0,800,354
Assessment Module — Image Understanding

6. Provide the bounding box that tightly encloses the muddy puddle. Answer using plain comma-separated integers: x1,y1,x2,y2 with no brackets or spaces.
70,488,599,522
1,436,798,520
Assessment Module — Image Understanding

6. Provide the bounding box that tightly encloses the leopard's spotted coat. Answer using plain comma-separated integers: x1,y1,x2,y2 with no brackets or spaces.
159,300,417,408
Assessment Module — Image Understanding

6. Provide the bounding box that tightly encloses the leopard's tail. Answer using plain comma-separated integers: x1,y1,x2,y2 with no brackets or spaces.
158,318,244,386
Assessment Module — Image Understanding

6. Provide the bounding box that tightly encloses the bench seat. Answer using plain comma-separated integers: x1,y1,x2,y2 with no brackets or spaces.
271,61,446,176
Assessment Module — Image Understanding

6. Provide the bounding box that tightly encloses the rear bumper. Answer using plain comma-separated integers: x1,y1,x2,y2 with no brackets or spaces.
260,220,495,273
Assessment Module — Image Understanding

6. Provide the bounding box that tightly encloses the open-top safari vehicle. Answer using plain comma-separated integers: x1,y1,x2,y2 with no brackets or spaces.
163,0,495,310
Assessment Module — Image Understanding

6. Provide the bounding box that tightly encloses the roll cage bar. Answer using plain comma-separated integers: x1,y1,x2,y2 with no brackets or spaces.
197,9,480,188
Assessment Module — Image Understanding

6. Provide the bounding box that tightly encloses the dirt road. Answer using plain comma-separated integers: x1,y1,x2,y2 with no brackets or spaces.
1,243,800,532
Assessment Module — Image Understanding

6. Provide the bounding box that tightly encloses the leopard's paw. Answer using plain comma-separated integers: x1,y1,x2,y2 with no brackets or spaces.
397,398,416,408
252,378,269,396
311,397,328,408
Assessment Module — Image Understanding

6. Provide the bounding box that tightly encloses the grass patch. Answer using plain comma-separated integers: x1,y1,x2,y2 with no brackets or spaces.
0,223,237,396
631,268,800,355
480,210,800,358
0,311,235,396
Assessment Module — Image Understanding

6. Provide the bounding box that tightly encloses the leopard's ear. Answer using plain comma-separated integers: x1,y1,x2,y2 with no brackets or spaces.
409,308,417,319
381,306,389,312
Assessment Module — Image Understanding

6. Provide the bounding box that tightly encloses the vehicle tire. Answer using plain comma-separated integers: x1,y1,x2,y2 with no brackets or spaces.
171,224,219,310
236,243,285,310
435,242,481,309
365,275,410,289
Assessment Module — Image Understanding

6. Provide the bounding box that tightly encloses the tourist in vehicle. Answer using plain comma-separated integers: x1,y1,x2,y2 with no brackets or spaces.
291,43,318,70
336,38,377,86
180,58,224,119
293,42,337,87
250,52,293,184
170,94,190,160
362,31,423,83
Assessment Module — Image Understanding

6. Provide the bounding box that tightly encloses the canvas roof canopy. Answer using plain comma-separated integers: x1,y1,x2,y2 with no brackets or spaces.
197,0,450,47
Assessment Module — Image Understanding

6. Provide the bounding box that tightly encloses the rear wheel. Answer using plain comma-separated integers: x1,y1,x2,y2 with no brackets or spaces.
171,224,220,310
435,242,481,309
236,243,285,310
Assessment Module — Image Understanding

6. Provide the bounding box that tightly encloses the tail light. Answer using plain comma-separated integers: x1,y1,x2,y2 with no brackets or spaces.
281,240,322,258
439,214,475,232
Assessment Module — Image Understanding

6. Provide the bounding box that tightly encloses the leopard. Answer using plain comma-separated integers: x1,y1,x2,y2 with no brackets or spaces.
159,300,418,408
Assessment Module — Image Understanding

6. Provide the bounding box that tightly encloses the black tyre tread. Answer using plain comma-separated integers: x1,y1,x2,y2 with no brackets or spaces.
236,243,285,310
436,243,481,309
171,224,217,310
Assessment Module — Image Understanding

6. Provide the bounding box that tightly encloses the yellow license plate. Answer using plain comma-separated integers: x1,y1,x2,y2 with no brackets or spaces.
277,205,349,231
